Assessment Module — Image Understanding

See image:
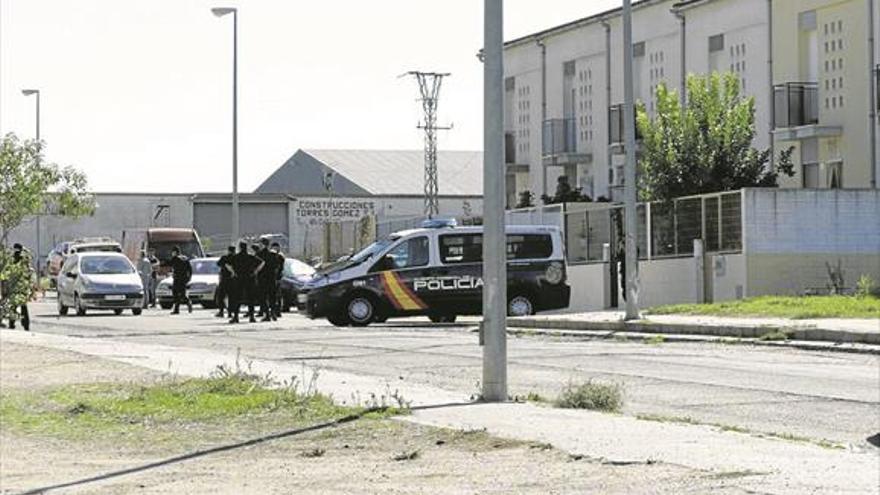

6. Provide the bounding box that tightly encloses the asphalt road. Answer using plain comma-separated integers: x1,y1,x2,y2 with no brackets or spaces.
20,296,880,448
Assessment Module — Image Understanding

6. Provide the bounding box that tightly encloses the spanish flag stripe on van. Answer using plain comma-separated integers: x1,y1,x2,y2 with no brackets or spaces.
381,271,426,311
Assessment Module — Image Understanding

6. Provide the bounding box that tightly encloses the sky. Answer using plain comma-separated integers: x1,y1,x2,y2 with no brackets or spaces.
0,0,620,193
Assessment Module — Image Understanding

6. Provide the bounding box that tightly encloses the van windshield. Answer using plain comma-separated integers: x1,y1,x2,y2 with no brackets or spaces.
153,241,203,262
350,238,394,264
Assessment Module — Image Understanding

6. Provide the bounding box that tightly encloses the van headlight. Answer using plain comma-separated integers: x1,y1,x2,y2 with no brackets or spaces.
544,262,564,285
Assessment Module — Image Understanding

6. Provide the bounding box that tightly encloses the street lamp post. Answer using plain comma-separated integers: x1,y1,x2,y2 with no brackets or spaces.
482,0,507,402
22,89,41,273
622,0,640,320
211,7,239,245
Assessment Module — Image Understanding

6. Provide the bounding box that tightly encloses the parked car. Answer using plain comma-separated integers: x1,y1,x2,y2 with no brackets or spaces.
121,228,205,277
56,252,144,316
155,257,219,310
68,238,123,255
279,257,316,312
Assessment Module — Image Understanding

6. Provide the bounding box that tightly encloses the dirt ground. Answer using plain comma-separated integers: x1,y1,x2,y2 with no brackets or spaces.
0,340,751,494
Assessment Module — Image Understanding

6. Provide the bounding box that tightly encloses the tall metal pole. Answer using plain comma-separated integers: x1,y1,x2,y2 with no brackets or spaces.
232,10,239,244
212,7,239,244
482,0,507,402
622,0,640,320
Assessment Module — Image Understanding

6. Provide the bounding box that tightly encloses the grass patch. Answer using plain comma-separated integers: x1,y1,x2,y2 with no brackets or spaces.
555,381,623,413
0,366,370,443
757,329,791,341
644,335,666,345
647,295,880,319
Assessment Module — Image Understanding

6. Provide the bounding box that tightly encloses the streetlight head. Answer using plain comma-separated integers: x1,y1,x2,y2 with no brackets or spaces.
211,7,236,17
21,89,39,96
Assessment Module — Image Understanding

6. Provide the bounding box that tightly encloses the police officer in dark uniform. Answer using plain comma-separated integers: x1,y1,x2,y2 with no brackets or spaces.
269,242,286,319
215,245,235,318
256,239,278,322
226,241,263,324
161,246,192,314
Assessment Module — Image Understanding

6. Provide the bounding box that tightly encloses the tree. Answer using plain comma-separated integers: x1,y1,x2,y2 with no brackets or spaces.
636,72,794,202
0,134,95,320
541,176,592,205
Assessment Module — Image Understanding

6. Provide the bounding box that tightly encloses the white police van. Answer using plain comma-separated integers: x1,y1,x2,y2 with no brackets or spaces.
300,222,570,326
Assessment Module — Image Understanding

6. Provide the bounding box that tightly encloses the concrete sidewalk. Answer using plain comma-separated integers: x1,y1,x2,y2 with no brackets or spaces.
510,311,880,345
2,330,877,495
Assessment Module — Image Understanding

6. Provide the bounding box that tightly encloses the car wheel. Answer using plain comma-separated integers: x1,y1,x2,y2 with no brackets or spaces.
429,314,457,324
507,294,535,317
114,309,123,315
57,296,68,316
132,308,142,316
75,294,86,316
345,293,376,327
327,314,350,327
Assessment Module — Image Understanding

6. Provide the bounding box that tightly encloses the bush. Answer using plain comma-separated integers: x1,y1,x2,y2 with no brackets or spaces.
555,380,623,412
856,275,877,298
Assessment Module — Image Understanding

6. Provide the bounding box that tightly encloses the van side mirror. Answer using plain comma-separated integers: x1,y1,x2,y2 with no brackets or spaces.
370,255,394,273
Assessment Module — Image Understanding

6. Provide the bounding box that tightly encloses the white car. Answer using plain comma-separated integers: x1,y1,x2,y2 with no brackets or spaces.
56,252,144,316
156,257,220,309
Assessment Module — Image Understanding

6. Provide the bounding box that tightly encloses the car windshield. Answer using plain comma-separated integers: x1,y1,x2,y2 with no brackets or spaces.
153,241,203,261
81,256,134,275
283,258,316,278
191,259,220,275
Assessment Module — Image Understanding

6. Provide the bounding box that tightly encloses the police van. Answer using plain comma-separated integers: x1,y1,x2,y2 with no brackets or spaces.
300,223,570,326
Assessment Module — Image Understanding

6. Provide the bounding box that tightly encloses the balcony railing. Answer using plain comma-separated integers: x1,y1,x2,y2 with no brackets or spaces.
505,132,516,164
542,118,577,156
608,104,640,146
773,82,818,129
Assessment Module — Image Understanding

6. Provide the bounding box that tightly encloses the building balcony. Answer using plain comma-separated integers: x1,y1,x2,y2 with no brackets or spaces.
772,82,841,141
542,118,591,167
608,104,641,155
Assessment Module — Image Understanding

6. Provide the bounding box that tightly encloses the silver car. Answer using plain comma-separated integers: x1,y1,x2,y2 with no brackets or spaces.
156,257,220,309
56,252,145,316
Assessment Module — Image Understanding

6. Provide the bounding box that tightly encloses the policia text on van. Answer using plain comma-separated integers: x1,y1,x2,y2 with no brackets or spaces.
300,225,570,326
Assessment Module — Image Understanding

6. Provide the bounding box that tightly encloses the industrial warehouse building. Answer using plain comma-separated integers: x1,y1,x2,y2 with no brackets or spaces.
10,149,483,263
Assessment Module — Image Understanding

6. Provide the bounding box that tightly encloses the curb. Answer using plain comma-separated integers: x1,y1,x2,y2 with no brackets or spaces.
507,318,880,346
501,327,880,355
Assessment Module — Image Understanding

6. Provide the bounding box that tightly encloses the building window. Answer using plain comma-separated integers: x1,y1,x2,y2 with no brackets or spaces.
709,34,724,53
633,41,646,58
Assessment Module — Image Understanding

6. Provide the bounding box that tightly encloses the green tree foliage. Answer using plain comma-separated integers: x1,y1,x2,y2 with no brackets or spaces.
541,176,592,205
636,73,794,202
515,190,535,209
0,134,95,319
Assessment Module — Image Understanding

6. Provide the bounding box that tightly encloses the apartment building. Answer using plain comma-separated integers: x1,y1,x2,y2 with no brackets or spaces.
502,0,879,206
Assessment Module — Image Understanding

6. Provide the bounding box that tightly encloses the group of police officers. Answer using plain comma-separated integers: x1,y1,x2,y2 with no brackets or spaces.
162,238,286,324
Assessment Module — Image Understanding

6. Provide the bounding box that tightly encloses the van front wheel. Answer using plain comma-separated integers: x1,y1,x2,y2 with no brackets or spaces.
507,294,535,317
346,294,376,327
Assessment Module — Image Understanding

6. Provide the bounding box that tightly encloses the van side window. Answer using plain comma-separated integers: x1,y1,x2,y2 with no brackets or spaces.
507,234,553,259
440,234,483,264
386,236,430,269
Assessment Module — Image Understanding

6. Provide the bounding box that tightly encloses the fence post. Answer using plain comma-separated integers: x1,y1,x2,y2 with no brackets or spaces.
693,238,705,303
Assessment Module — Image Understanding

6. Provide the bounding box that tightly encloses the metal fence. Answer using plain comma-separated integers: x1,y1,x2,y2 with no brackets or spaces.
516,190,743,264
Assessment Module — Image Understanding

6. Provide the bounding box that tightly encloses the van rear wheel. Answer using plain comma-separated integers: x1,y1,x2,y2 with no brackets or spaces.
328,315,350,327
507,294,535,317
429,314,457,324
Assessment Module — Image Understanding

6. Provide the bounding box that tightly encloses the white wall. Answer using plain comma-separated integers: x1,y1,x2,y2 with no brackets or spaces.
568,263,609,311
637,256,699,307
